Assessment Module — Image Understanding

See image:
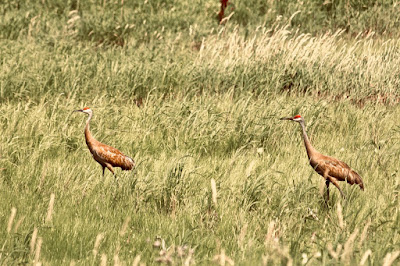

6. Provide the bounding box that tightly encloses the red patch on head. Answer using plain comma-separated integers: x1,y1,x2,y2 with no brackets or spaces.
293,115,302,119
83,107,90,110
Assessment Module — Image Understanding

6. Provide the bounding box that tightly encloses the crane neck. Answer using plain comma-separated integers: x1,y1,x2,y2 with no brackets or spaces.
84,112,96,148
299,121,317,159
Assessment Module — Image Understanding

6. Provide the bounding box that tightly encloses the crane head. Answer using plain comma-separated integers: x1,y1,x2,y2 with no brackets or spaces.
280,115,304,123
74,107,92,115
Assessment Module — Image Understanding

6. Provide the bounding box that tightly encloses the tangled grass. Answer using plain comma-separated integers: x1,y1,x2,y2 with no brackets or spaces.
0,0,399,264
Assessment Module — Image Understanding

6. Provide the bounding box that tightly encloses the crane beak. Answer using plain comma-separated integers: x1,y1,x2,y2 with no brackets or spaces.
280,117,293,121
74,109,83,113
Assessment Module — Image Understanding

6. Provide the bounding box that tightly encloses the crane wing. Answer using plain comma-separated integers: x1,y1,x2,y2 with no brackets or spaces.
94,143,135,170
321,156,364,190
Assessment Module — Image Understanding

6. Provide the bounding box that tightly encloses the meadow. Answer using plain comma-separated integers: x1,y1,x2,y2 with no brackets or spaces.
1,0,399,265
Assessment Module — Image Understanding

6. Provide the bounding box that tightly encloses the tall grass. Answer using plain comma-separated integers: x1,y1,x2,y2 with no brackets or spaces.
0,0,399,264
1,91,399,264
2,22,400,105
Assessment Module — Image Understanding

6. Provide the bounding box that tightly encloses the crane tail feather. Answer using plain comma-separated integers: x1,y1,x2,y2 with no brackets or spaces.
121,156,135,170
349,171,364,191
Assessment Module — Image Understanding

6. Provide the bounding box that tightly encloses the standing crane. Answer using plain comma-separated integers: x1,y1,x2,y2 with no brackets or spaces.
74,107,135,177
281,115,364,200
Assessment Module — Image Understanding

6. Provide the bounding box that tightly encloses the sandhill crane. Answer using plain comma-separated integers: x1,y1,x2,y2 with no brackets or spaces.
74,107,135,177
281,115,364,200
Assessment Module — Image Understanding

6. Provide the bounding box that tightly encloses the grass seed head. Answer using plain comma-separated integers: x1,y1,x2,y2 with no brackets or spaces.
30,227,38,254
359,220,371,248
119,216,131,237
211,178,218,206
34,237,43,264
100,254,107,266
359,249,372,265
132,255,141,266
45,193,55,223
93,233,105,257
337,202,344,229
7,207,17,233
341,229,359,262
383,251,400,266
13,215,25,233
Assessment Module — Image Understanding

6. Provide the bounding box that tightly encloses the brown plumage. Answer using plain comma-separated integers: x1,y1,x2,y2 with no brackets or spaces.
75,107,135,176
281,115,364,200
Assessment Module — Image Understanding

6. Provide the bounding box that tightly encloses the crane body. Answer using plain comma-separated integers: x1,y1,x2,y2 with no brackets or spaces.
75,107,135,176
281,115,364,200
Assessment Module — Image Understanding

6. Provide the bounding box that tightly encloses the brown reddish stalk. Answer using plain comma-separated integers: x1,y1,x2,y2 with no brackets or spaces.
218,0,229,23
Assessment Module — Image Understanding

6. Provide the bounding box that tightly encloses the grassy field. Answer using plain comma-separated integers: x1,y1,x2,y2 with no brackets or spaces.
1,1,400,265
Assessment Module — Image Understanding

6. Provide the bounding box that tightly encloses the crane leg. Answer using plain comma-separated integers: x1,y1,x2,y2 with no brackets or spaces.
322,169,331,204
102,166,105,177
105,163,115,176
329,177,345,199
325,179,330,202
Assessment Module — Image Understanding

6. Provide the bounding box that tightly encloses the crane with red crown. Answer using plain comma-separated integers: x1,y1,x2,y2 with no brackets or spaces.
74,107,135,177
281,115,364,201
